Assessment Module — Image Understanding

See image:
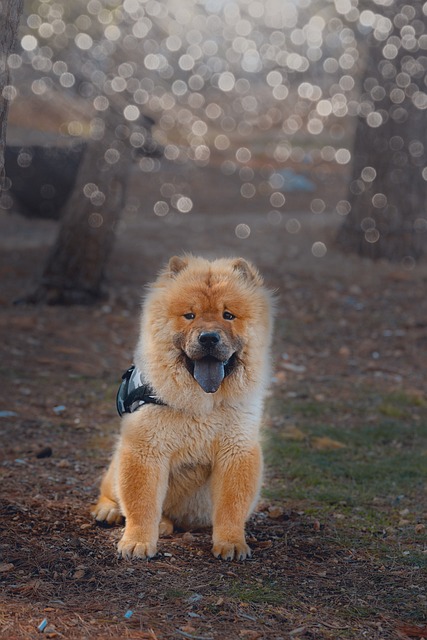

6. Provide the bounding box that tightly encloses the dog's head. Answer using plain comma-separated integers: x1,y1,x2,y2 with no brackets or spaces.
137,255,273,401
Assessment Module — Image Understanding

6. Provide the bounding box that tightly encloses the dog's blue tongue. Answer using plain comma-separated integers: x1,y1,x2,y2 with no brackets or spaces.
193,357,225,393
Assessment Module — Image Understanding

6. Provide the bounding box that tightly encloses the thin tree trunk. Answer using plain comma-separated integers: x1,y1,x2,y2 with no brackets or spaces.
336,0,427,262
22,139,128,304
0,0,24,181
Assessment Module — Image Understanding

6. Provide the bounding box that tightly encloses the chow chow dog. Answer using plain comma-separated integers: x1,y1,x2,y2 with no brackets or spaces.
92,255,274,560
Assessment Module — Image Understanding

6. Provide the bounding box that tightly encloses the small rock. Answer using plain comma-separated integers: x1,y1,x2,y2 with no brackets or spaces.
349,284,362,295
290,627,307,637
53,405,66,414
281,362,306,374
36,446,53,459
187,593,203,603
57,459,71,468
268,506,284,519
182,531,195,543
338,346,350,357
73,569,85,579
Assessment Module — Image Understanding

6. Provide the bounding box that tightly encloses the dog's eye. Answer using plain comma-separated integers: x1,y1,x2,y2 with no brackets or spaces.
223,311,235,321
183,313,195,320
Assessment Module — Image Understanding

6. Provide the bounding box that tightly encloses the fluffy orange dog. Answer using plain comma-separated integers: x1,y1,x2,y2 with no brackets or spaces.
92,255,274,560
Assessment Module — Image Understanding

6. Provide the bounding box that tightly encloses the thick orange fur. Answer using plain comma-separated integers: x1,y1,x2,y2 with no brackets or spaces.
92,255,274,560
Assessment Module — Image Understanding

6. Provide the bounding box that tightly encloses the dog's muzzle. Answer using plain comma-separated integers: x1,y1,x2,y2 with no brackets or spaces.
182,330,237,394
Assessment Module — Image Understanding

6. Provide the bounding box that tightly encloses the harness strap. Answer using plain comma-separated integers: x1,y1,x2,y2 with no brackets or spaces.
116,365,165,416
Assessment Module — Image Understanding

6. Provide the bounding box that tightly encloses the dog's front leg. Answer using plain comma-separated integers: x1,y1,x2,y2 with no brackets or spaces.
211,443,262,561
116,444,168,560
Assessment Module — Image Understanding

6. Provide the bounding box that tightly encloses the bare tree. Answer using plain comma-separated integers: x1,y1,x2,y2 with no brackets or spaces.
0,0,24,180
12,3,162,304
336,0,427,262
25,137,126,304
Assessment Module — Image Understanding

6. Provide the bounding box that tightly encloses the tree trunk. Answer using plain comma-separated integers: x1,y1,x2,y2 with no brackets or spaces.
336,0,427,262
22,139,128,304
0,0,24,181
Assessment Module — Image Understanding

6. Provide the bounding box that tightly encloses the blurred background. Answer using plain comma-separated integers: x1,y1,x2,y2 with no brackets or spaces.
2,0,426,304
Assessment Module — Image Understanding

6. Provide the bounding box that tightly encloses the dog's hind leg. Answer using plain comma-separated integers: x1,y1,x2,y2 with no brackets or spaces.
92,456,124,526
159,515,174,536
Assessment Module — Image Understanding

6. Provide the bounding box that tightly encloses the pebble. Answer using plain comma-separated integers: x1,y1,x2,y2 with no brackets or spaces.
268,506,284,519
53,405,66,414
36,446,53,459
182,532,195,542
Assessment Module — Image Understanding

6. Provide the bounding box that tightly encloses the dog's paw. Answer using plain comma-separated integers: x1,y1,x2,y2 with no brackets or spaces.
159,516,174,537
117,535,157,560
91,497,124,526
212,540,252,561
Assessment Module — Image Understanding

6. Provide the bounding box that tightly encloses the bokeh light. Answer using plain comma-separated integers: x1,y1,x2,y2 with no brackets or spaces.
3,0,424,261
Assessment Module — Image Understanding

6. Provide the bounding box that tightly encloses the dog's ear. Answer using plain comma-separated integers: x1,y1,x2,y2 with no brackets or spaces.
232,258,263,286
168,255,189,276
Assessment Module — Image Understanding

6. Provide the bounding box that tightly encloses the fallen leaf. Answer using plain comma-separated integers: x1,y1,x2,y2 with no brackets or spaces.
256,540,273,549
0,563,14,573
281,426,306,441
239,631,262,639
311,437,347,451
396,624,427,638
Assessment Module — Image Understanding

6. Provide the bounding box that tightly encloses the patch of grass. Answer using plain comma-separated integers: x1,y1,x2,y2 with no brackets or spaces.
265,390,427,540
266,425,426,507
377,390,426,418
227,580,284,605
400,552,427,569
382,390,426,408
290,400,332,418
377,403,407,419
163,588,188,600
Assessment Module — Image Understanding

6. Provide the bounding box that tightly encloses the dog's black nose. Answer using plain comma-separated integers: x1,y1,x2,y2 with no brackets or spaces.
199,331,220,346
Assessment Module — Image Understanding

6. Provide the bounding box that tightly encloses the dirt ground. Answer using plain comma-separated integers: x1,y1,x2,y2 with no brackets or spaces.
0,160,426,639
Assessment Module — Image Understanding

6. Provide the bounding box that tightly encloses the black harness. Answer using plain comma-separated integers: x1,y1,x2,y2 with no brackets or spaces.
116,365,165,416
